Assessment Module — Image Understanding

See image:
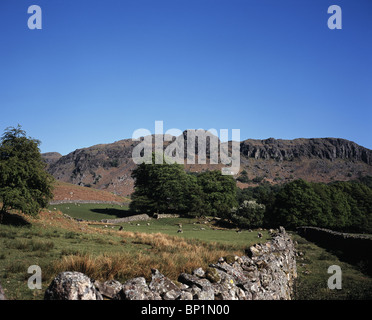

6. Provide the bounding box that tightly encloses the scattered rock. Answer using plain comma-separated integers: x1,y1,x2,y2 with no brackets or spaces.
44,272,102,300
178,291,193,300
192,267,205,278
114,277,161,300
94,279,122,299
148,269,182,300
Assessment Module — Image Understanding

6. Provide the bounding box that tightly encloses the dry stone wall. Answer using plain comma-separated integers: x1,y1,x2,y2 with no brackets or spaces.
44,227,297,300
49,200,127,205
297,226,372,275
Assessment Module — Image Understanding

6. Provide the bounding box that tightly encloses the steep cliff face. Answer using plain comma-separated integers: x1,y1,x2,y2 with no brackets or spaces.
43,136,372,196
240,138,372,164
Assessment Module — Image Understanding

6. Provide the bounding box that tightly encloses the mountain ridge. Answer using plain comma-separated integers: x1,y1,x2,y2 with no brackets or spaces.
42,135,372,196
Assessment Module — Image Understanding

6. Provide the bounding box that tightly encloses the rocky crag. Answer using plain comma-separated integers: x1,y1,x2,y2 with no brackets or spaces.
43,136,372,197
44,227,297,300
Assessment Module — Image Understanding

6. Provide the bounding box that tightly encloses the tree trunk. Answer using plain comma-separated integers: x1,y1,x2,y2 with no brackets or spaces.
0,205,6,224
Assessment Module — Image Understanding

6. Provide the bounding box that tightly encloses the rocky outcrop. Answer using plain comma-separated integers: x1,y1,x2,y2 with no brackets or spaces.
41,152,62,165
44,227,297,300
44,271,103,300
240,138,372,164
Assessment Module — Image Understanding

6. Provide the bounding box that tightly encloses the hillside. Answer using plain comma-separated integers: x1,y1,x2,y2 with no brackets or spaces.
51,181,129,203
43,135,372,196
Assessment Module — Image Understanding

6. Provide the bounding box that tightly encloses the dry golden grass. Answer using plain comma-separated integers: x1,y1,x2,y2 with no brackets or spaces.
51,245,241,283
20,208,244,283
50,229,243,282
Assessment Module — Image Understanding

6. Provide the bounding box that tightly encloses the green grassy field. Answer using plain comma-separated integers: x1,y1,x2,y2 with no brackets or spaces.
102,217,272,246
291,232,372,300
49,204,272,245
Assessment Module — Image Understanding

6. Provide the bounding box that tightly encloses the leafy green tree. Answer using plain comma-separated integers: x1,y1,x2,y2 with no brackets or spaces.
273,179,324,229
130,154,192,215
230,200,265,228
330,181,372,232
183,173,210,217
0,125,54,221
196,170,238,218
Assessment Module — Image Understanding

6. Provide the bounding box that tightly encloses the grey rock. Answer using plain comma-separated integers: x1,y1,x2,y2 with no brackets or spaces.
178,273,214,300
44,271,102,300
148,269,182,300
114,277,161,300
178,291,193,300
94,279,122,299
209,262,248,285
192,267,205,278
163,289,181,300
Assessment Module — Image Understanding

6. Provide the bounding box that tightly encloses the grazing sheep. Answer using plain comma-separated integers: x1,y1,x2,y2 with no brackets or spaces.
257,232,263,238
119,226,123,231
136,223,140,226
177,229,183,233
147,223,150,226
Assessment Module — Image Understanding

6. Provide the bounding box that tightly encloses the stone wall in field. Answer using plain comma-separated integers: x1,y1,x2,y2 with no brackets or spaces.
49,200,127,205
297,226,372,275
100,213,180,224
44,227,298,300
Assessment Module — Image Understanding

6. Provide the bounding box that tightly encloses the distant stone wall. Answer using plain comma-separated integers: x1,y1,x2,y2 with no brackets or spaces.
49,200,127,206
100,214,180,224
100,214,151,224
44,227,297,300
297,226,372,275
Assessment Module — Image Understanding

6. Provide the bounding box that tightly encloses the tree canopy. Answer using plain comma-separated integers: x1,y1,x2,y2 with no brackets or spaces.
130,155,237,218
0,125,54,220
239,178,372,233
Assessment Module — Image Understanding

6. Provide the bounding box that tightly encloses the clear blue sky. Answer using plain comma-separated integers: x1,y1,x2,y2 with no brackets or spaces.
1,0,371,155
